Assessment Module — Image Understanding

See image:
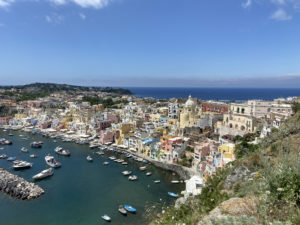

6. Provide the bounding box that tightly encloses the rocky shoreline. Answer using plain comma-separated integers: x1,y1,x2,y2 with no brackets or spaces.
0,168,44,200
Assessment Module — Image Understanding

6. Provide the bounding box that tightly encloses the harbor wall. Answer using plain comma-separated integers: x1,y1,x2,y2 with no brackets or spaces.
0,168,44,200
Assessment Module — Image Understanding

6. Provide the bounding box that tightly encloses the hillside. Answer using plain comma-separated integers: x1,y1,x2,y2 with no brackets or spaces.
152,112,300,224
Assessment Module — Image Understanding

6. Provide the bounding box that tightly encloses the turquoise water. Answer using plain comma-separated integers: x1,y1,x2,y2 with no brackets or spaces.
0,130,183,225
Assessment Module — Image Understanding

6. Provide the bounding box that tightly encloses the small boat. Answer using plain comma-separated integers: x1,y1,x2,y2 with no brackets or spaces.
139,166,147,171
54,146,71,156
122,170,132,176
118,205,127,215
124,205,136,213
128,175,138,181
30,154,38,158
21,147,29,153
45,155,61,168
87,155,93,162
30,142,42,148
53,140,57,143
103,161,109,165
171,180,180,184
101,214,111,222
96,151,104,155
4,140,12,145
146,172,152,176
0,147,4,150
122,162,128,165
13,161,32,170
7,156,16,161
108,156,116,160
33,168,54,180
168,192,178,198
154,180,161,183
8,133,14,136
0,154,7,159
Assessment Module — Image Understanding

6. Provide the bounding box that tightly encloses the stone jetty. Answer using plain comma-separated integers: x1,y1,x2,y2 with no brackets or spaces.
0,168,44,200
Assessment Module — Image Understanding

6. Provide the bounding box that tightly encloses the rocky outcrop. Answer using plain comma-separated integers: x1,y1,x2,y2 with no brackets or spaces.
0,168,44,200
224,165,252,189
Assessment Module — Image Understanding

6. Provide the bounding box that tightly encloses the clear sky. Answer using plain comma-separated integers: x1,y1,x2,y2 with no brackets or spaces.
0,0,300,87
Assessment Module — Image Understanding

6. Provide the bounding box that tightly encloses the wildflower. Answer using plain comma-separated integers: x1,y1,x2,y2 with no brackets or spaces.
277,188,284,192
266,191,270,195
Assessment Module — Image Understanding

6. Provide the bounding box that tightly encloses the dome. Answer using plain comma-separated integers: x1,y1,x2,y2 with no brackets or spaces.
185,95,195,107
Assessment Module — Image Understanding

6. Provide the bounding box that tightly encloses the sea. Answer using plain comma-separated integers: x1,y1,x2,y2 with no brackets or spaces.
0,130,183,225
128,87,300,101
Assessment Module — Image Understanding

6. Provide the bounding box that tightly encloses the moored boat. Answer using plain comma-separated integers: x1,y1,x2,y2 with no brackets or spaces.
7,156,16,161
33,168,54,180
45,155,61,168
0,154,7,159
103,161,109,165
171,180,180,184
87,155,93,162
146,172,152,176
13,161,32,170
122,170,132,176
154,180,161,183
21,147,29,153
128,175,138,181
124,205,136,213
168,192,178,198
54,146,71,156
118,205,127,215
139,166,147,171
101,215,111,222
30,154,38,158
30,141,42,148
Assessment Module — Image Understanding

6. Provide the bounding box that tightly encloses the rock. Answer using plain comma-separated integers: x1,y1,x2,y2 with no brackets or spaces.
224,165,252,189
0,168,44,200
175,197,186,208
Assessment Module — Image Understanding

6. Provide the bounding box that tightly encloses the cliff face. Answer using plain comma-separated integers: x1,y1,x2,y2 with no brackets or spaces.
151,112,300,225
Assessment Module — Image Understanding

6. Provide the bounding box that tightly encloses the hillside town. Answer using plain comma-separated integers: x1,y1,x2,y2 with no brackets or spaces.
0,88,297,196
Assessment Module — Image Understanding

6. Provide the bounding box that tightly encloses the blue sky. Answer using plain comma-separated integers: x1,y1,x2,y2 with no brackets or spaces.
0,0,300,87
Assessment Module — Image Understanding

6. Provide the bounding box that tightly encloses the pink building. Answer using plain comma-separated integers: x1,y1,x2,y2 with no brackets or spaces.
97,120,112,131
107,113,120,124
194,139,219,160
99,130,115,144
165,137,182,153
0,117,11,125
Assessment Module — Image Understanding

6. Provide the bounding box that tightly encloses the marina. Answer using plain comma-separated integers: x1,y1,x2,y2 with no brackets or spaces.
0,129,184,225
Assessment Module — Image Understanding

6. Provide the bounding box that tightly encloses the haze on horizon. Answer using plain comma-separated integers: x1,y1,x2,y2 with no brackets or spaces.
0,0,300,88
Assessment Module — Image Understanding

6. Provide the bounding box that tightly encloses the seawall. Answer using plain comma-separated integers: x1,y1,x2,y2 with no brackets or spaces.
0,168,44,200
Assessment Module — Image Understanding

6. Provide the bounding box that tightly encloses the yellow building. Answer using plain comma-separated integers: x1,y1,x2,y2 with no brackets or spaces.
115,123,133,145
179,95,199,128
218,143,235,160
14,113,27,119
150,114,161,122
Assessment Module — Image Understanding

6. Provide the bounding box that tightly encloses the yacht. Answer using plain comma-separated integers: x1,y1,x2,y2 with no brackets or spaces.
13,161,32,170
45,155,61,168
33,168,54,180
30,154,38,158
146,172,152,176
154,180,161,183
54,146,71,156
0,154,7,159
30,142,42,148
103,161,109,165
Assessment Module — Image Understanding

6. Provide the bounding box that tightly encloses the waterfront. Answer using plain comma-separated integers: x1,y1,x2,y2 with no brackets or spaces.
129,87,300,100
0,130,184,225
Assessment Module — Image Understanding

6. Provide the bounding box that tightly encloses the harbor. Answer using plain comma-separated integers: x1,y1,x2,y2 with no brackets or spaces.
0,129,184,225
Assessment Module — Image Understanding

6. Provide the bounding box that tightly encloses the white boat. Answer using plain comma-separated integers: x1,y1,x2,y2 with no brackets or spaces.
122,162,128,165
0,154,7,159
146,172,152,176
108,156,116,160
33,168,54,180
154,180,161,183
103,161,109,165
30,154,38,158
122,170,132,176
13,161,32,170
171,180,180,184
0,147,4,150
21,147,29,153
101,214,111,222
87,155,93,162
45,155,61,168
96,151,104,155
139,166,147,171
128,175,138,181
54,146,71,156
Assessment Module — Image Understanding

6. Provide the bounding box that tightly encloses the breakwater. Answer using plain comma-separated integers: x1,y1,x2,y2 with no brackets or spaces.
0,168,44,200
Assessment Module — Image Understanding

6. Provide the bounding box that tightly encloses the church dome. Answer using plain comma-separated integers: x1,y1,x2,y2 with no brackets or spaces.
185,95,195,107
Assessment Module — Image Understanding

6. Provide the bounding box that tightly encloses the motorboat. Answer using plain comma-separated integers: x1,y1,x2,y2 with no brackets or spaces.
171,180,180,184
122,162,128,165
96,151,104,155
154,180,161,183
122,170,132,176
128,175,138,181
108,156,116,160
33,168,54,180
0,154,7,159
30,142,42,148
4,140,12,145
103,161,109,165
0,147,4,150
87,155,93,162
45,155,61,168
118,205,127,215
7,156,16,161
21,147,29,153
146,172,152,176
54,146,71,156
101,215,111,222
139,166,147,171
168,192,178,198
124,205,136,213
13,161,32,170
8,133,14,136
30,154,38,158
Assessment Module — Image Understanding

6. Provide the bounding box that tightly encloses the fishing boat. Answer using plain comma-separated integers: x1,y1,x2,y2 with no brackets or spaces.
45,155,61,168
87,155,93,162
171,180,180,184
33,168,54,180
21,147,29,153
30,142,42,148
103,161,109,165
7,156,16,161
139,166,147,171
168,192,178,198
30,154,38,158
54,146,71,156
13,161,32,170
118,205,127,215
124,205,136,213
0,154,7,159
146,172,152,176
128,175,138,181
122,170,132,176
101,215,111,222
154,180,161,183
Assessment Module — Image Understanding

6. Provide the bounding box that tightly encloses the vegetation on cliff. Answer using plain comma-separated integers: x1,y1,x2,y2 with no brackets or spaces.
151,112,300,225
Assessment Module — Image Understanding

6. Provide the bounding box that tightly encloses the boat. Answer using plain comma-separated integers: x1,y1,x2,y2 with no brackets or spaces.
7,156,16,161
21,147,29,153
13,161,32,170
139,166,147,171
122,170,132,176
54,146,71,156
154,180,161,183
45,155,61,168
128,175,138,181
168,192,178,198
32,168,54,180
30,154,38,158
122,162,128,165
30,142,42,148
103,161,109,165
0,154,7,159
4,140,12,145
101,215,111,222
53,140,57,143
87,155,93,162
108,156,116,160
118,205,127,215
124,205,136,213
8,133,14,136
171,180,180,184
146,172,152,176
96,151,104,155
0,147,4,150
